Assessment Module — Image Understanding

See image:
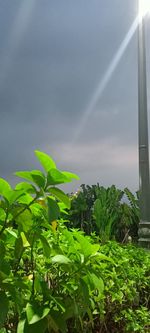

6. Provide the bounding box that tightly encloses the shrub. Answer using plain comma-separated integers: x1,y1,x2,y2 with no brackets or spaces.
68,184,139,242
0,152,149,333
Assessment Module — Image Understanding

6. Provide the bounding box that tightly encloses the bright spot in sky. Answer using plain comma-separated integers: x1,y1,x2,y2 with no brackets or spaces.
139,0,150,19
72,17,139,144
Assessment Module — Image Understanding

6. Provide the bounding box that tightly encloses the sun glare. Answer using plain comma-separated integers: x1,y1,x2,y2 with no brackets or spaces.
71,17,138,144
139,0,150,19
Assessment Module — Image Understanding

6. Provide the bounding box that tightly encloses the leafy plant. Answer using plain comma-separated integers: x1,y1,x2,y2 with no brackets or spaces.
0,151,148,333
68,184,140,243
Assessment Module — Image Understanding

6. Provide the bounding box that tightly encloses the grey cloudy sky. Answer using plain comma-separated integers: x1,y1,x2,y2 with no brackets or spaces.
0,0,150,192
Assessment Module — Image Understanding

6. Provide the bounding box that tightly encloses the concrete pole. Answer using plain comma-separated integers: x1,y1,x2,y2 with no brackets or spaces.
138,6,150,248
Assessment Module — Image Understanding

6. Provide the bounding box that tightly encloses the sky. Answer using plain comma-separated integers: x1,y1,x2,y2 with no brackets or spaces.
0,0,150,193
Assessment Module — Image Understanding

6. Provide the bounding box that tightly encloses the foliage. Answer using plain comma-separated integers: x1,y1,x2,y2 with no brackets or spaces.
0,151,149,333
68,184,140,242
98,241,150,332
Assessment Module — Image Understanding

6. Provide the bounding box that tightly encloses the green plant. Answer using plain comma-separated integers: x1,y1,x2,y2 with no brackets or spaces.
93,241,150,332
0,150,83,332
0,151,108,332
68,184,140,242
0,152,149,333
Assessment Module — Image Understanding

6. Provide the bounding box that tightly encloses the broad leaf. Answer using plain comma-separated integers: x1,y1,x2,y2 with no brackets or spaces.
17,193,33,205
0,208,6,221
15,170,45,188
30,170,45,188
79,278,90,306
20,232,30,247
61,171,79,181
47,169,70,186
35,150,56,171
83,273,104,295
15,209,33,232
51,254,71,264
40,235,51,257
47,197,60,223
26,303,50,325
73,232,94,257
17,317,47,333
15,182,36,194
0,178,11,200
89,273,104,294
5,189,25,205
15,171,35,182
94,252,114,263
14,236,23,259
6,228,17,238
48,187,70,209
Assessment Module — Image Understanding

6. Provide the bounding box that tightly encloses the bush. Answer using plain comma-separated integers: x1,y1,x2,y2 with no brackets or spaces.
68,184,139,242
0,151,149,332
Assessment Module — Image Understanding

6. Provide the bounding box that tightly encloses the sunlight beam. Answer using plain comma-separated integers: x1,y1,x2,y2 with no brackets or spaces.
72,17,139,144
0,0,36,89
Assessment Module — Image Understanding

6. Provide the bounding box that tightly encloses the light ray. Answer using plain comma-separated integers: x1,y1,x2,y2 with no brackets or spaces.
0,0,36,89
72,17,139,144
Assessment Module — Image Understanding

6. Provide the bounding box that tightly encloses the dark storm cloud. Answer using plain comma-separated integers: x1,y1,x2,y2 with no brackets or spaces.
0,0,149,191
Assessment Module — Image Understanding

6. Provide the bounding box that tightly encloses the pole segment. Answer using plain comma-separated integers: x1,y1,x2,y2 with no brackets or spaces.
138,6,150,248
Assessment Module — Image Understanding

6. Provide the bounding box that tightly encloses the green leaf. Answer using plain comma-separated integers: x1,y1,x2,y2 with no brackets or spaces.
47,197,60,223
26,303,50,325
0,178,11,200
15,209,33,232
79,278,90,306
73,232,93,257
35,150,56,171
47,169,71,186
20,232,30,247
15,182,36,194
40,235,51,257
14,236,23,259
0,208,6,221
6,228,17,238
94,252,114,263
0,291,9,326
49,295,66,313
51,254,71,264
5,189,25,205
17,317,47,333
48,187,70,209
15,170,45,188
17,193,33,205
90,273,104,294
61,171,80,181
17,319,26,333
15,171,34,182
83,273,104,295
30,170,45,188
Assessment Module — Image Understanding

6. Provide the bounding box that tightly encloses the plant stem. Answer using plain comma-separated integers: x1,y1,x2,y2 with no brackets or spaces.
31,238,35,299
13,194,39,220
0,209,9,236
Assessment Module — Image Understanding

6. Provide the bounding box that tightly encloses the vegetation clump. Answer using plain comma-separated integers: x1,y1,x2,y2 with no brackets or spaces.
68,184,139,243
0,151,149,332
